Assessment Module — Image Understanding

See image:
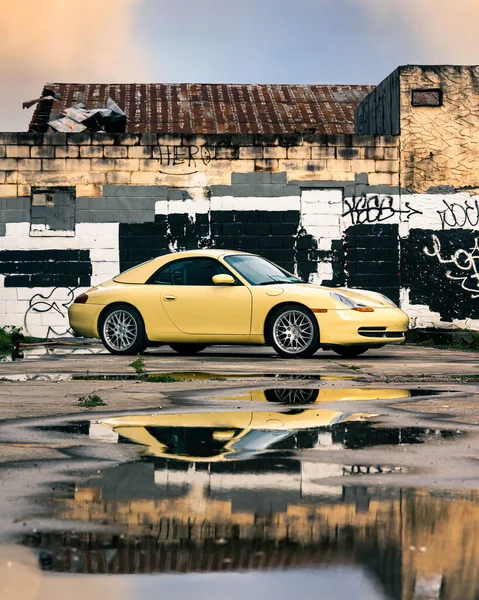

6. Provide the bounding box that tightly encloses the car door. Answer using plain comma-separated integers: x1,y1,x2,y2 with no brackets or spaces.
155,257,252,335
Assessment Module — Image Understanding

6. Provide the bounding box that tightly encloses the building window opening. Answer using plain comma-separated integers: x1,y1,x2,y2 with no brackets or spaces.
30,187,76,237
411,89,443,107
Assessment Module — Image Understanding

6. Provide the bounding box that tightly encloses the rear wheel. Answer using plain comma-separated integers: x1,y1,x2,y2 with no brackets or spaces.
169,343,207,356
330,345,369,358
269,305,320,358
99,304,146,355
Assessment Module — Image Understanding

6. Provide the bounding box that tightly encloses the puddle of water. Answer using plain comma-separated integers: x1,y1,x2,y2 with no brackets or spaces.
4,461,479,600
1,403,473,600
35,407,462,461
213,387,443,404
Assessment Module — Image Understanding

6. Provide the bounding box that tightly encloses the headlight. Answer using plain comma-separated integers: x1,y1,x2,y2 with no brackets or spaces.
330,292,374,312
331,292,359,308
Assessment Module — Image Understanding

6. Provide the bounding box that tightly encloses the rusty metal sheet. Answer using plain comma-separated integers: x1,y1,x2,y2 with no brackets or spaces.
34,83,375,135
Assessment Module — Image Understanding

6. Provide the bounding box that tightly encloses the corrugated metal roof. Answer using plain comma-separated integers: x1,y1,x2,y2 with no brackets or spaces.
33,83,375,135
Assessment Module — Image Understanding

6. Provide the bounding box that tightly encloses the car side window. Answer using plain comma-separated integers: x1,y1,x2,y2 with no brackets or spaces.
151,264,172,285
150,258,237,286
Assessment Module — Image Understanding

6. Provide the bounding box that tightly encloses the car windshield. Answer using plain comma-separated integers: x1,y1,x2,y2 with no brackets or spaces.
224,255,302,285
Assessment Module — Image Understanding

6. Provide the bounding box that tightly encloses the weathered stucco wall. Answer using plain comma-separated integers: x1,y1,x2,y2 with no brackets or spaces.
399,65,479,194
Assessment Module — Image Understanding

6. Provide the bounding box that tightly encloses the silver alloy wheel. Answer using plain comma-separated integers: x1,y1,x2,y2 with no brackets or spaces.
272,310,314,355
272,388,317,403
103,310,138,351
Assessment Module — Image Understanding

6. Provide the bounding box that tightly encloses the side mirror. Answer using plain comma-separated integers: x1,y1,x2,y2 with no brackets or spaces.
212,274,235,285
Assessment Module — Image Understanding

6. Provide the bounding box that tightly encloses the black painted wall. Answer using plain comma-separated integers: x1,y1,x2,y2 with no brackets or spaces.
0,250,91,288
119,210,331,279
345,224,400,305
401,229,479,322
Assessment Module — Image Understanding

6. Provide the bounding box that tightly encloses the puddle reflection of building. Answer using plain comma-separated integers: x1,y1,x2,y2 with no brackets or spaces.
24,454,479,600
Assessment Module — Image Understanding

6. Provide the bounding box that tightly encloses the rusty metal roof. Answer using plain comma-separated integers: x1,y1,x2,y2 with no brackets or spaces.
34,83,374,135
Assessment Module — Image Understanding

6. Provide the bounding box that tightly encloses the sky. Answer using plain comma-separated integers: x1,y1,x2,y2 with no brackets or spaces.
1,0,479,131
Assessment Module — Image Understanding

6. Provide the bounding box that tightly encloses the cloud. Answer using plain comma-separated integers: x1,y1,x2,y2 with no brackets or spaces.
358,0,479,64
0,0,152,131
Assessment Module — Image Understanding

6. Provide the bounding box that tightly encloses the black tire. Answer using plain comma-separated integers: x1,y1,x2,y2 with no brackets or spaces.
169,343,207,356
99,304,147,355
331,345,369,358
268,304,320,358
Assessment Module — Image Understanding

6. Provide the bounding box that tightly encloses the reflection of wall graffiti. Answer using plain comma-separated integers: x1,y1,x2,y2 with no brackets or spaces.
24,287,77,338
342,195,422,225
424,234,479,297
158,145,212,176
438,198,479,229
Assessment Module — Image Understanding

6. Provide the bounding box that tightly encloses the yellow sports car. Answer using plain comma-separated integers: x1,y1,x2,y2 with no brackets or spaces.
68,249,409,358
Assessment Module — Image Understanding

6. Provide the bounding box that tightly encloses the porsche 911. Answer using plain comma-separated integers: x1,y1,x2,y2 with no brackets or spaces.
68,249,409,358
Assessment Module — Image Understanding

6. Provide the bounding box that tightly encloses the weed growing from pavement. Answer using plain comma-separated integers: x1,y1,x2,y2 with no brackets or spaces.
0,326,22,350
130,354,146,376
452,375,479,382
78,394,107,408
146,373,179,383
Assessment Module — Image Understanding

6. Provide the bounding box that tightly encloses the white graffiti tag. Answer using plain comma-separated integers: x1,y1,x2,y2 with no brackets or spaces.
424,235,479,297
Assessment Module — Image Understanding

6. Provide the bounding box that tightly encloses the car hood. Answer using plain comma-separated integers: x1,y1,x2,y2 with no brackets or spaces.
272,283,394,308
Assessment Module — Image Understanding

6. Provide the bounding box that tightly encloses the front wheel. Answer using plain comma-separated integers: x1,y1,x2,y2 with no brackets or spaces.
99,304,146,355
269,305,320,358
330,345,369,358
169,343,207,356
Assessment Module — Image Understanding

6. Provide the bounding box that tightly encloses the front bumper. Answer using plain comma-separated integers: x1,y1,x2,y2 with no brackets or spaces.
316,307,409,346
68,303,103,338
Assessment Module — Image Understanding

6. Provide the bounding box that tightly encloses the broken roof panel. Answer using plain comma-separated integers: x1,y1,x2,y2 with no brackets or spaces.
31,83,375,135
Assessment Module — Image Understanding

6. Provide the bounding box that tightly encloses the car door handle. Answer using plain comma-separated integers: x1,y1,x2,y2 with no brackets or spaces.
164,295,177,301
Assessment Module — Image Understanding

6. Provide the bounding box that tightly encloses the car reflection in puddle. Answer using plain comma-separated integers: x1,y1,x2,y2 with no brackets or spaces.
5,389,469,600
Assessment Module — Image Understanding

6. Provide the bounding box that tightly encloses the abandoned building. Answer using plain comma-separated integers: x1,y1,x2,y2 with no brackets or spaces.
0,64,478,338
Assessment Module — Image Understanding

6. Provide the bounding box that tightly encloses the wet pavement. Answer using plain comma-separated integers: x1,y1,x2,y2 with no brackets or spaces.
1,344,479,598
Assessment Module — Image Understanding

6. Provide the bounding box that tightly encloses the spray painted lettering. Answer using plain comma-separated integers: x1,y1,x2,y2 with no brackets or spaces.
24,287,77,337
438,198,479,229
424,234,479,297
342,195,422,225
158,145,212,176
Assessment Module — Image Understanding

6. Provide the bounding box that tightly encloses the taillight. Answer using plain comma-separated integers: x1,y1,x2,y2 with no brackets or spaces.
74,293,88,304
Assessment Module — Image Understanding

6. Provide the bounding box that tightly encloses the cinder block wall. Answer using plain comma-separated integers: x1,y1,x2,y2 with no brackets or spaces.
0,129,479,337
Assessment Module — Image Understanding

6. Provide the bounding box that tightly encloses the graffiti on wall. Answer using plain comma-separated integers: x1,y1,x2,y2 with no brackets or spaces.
401,229,479,322
424,234,479,298
437,198,479,229
342,195,422,225
158,145,212,176
24,287,77,338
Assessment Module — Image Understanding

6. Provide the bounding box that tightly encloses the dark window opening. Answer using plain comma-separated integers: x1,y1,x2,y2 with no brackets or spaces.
149,257,240,286
411,89,443,107
30,186,76,235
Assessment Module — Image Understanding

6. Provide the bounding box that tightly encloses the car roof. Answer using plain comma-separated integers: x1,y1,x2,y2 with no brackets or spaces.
113,249,252,284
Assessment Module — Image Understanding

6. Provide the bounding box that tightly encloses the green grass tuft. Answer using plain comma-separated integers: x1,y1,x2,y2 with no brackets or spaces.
78,394,107,408
146,374,179,383
0,326,22,351
130,354,146,375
